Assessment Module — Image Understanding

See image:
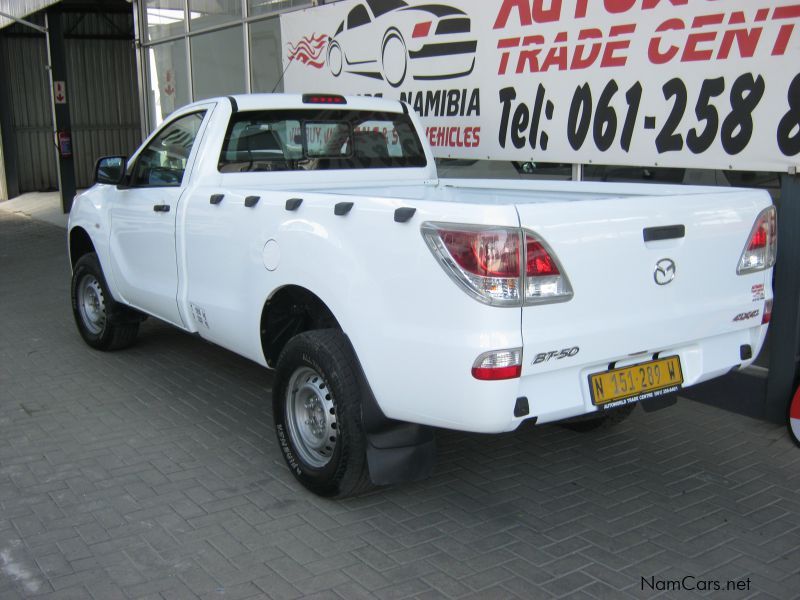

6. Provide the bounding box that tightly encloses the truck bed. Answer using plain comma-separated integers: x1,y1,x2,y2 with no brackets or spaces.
295,178,748,205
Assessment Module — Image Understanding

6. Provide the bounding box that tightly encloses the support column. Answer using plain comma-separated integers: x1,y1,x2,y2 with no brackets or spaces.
765,174,800,423
45,7,77,213
0,34,19,200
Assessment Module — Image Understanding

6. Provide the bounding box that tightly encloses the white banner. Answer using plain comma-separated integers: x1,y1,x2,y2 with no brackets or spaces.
280,0,800,172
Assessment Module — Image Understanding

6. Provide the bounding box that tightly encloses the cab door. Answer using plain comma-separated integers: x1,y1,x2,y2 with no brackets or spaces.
109,109,209,327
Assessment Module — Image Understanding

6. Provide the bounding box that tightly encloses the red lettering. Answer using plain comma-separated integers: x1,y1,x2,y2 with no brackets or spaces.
516,36,544,74
571,28,602,69
497,37,521,75
601,23,634,68
574,0,588,19
533,0,563,23
494,0,531,29
604,0,636,14
642,0,689,9
649,18,684,64
772,24,795,56
771,5,800,56
682,31,716,62
541,43,568,71
682,14,723,64
719,12,762,60
601,40,630,67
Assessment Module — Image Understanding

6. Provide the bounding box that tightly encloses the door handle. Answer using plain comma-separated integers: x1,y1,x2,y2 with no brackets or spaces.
153,204,170,213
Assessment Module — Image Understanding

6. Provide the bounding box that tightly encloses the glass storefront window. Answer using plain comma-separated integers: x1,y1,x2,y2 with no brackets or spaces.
248,0,312,18
143,0,185,42
191,26,246,100
146,39,190,128
189,0,242,30
249,17,283,93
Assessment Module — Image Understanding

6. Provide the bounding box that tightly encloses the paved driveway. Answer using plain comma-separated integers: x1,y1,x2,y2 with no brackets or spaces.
1,211,798,599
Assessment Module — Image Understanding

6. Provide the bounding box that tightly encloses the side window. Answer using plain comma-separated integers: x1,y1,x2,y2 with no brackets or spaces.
347,5,370,30
130,111,206,187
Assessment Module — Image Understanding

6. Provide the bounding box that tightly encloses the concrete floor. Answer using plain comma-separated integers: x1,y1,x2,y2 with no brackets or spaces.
1,201,799,599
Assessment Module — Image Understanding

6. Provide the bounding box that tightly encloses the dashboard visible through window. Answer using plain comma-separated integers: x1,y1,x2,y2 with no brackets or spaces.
130,111,206,187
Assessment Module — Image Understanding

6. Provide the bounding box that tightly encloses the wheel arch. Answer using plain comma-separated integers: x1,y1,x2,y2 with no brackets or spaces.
260,284,342,367
69,226,96,270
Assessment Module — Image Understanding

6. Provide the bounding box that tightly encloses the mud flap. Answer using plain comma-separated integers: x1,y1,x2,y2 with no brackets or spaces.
349,338,436,485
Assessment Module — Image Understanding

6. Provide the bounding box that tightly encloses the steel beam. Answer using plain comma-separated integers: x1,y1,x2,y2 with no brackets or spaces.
45,7,77,213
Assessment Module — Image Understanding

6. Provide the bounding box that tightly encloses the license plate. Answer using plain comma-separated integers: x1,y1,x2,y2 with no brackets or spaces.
589,356,683,408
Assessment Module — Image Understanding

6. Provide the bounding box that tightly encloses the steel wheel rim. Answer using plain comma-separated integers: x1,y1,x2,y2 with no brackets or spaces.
285,366,337,468
77,274,106,335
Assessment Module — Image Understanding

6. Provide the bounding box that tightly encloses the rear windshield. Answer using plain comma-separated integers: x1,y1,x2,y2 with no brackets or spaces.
218,109,427,173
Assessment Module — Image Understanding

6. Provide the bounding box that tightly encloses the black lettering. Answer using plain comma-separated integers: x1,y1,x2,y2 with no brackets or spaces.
594,377,604,399
512,103,530,149
447,90,460,116
467,89,480,117
424,90,442,117
413,93,423,115
499,87,516,148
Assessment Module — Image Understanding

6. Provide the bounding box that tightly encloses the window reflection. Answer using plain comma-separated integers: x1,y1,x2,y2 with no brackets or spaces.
188,0,241,31
147,40,189,127
190,26,246,100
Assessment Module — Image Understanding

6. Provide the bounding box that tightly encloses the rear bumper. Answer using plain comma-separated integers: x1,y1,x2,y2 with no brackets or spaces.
518,324,768,428
372,324,768,434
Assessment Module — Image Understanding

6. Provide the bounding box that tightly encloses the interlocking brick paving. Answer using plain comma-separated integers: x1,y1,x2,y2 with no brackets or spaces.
1,211,799,599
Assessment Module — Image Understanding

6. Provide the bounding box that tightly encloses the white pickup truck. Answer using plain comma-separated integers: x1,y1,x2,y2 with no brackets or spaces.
68,93,776,497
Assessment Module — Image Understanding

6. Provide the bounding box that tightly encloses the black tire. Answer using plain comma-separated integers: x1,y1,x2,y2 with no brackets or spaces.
560,403,636,432
272,329,373,498
328,41,343,77
381,29,407,88
71,253,140,351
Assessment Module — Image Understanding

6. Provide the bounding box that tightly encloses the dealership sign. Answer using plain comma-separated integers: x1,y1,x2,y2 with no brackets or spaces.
281,0,800,171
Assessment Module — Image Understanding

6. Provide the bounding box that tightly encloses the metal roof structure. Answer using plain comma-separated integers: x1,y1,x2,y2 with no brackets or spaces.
0,0,61,30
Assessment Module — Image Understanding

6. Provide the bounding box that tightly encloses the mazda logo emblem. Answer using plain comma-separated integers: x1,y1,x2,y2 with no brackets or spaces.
654,259,676,286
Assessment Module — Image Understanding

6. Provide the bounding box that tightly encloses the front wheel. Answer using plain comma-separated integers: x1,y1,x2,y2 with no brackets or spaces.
71,253,139,351
272,330,373,497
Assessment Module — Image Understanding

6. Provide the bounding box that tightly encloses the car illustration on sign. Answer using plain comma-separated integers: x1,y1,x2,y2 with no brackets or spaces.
326,0,477,88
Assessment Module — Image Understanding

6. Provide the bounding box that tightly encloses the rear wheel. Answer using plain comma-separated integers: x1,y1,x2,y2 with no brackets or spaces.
272,330,373,497
560,403,636,432
71,253,139,351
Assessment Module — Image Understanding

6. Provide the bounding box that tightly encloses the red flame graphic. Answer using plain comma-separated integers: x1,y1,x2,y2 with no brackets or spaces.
287,33,330,69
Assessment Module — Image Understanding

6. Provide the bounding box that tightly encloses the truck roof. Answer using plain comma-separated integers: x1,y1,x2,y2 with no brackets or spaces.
183,93,406,114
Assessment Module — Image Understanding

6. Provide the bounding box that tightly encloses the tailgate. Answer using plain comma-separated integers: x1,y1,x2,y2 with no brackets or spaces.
517,188,773,400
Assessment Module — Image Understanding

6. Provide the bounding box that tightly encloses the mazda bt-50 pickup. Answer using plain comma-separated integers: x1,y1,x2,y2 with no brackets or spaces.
68,94,776,497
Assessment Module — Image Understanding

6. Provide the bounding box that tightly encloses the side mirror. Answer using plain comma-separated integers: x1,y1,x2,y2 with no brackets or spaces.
94,156,126,185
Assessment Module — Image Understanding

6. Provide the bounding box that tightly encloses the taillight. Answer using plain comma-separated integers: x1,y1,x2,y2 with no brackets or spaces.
737,206,777,275
472,348,522,380
412,21,432,38
422,223,573,306
762,299,773,324
524,232,572,304
422,224,522,306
